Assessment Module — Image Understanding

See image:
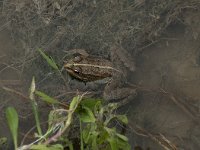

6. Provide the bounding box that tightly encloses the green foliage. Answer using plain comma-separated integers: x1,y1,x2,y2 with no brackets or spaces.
115,115,128,124
37,49,59,71
30,144,63,150
79,106,96,123
79,98,130,150
29,77,43,136
5,81,130,150
35,90,60,104
4,50,130,149
69,96,81,110
37,48,68,88
5,107,18,150
105,127,130,150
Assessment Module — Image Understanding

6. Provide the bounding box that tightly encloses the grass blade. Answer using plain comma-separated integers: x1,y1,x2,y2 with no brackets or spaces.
37,49,59,70
6,107,18,150
37,48,69,89
80,119,84,150
35,90,60,104
29,77,42,136
115,115,128,124
69,96,81,110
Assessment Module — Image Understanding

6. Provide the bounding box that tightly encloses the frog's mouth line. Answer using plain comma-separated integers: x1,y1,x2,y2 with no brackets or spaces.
64,63,122,73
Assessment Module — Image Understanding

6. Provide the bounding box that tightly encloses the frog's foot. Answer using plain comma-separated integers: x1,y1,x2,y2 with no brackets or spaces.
103,87,137,104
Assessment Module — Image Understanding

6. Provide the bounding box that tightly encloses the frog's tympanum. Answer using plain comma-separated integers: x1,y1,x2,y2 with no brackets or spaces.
63,49,137,103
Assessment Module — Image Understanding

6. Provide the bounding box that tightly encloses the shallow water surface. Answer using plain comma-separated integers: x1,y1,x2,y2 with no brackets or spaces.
1,4,200,150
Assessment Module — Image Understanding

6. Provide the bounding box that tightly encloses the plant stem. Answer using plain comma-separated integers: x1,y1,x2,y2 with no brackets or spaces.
80,119,84,150
29,77,42,136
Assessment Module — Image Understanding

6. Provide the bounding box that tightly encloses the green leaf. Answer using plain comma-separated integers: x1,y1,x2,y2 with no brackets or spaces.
81,98,102,110
115,136,130,150
105,127,130,150
110,137,130,150
79,106,96,123
115,115,128,124
104,114,128,126
82,128,90,143
90,131,98,150
104,127,119,150
107,103,119,112
104,127,115,136
116,133,128,141
98,129,109,145
65,141,74,150
30,145,49,150
48,144,64,150
6,107,18,150
35,90,59,104
69,96,80,110
102,103,119,114
48,110,56,127
48,110,61,128
83,129,98,150
57,137,73,150
31,144,63,150
37,49,59,70
82,124,97,144
108,137,118,150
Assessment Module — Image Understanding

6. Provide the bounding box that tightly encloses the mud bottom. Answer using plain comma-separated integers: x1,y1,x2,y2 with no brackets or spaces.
127,13,200,149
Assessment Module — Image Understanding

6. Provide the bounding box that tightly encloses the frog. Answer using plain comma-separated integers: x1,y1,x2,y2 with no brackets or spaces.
63,48,137,104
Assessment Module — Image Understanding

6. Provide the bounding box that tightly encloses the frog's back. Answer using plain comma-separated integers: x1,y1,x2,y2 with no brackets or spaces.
78,55,113,81
64,53,114,82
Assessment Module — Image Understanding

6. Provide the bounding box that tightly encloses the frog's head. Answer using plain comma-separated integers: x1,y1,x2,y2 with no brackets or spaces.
63,54,88,81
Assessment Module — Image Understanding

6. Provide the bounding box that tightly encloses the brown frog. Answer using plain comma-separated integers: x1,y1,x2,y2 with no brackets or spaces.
63,49,137,103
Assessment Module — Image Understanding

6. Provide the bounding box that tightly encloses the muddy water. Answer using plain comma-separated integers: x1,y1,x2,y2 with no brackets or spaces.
127,21,200,149
0,23,34,149
1,10,200,150
0,27,18,149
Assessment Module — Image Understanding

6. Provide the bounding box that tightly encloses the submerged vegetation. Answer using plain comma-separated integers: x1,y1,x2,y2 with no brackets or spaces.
4,80,130,150
1,0,200,149
2,50,130,150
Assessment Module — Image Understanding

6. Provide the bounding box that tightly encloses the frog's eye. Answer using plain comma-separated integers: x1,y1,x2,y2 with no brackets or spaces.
73,54,82,62
73,67,82,74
